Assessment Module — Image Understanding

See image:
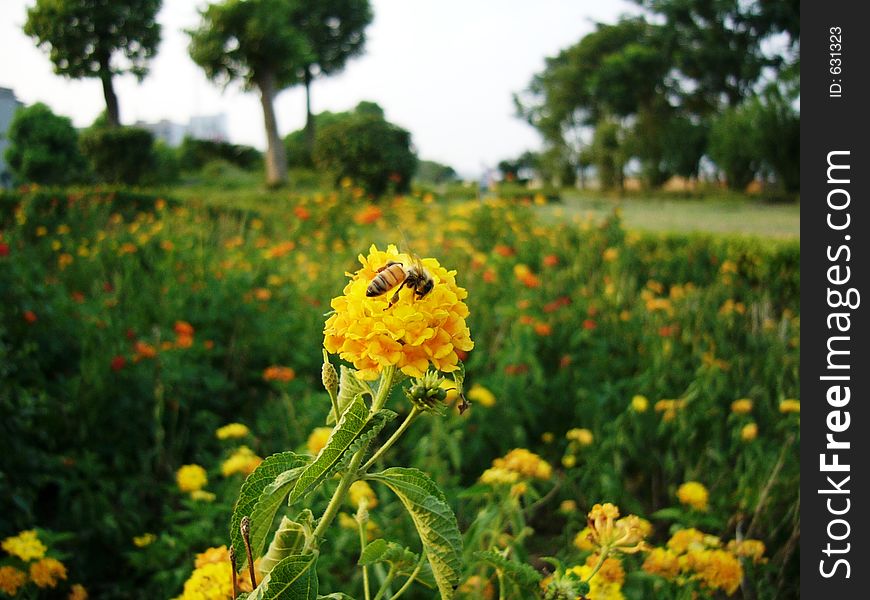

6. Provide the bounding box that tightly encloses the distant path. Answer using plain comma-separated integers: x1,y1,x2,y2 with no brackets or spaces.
542,191,800,238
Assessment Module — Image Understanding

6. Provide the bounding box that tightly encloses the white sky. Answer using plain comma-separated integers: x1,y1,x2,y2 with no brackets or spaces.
0,0,635,176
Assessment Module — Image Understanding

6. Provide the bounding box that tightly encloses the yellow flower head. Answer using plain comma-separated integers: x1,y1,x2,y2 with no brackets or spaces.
631,395,649,412
566,428,594,447
133,533,157,548
221,446,263,477
586,504,648,554
349,480,379,509
0,566,27,596
177,562,235,600
666,528,707,554
69,583,88,600
741,422,758,441
190,490,217,502
727,539,767,563
585,554,625,585
323,245,474,380
677,481,709,511
779,399,800,414
565,564,625,600
492,448,552,481
215,423,250,440
642,547,681,580
573,527,595,552
194,545,230,568
479,467,520,486
730,398,753,414
686,548,743,595
467,384,496,407
307,427,332,455
176,464,208,493
2,529,47,561
29,557,67,588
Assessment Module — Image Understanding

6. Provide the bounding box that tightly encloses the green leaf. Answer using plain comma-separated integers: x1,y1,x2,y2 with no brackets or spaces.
317,594,355,600
247,552,319,600
329,366,373,425
259,510,316,577
336,409,397,472
474,550,542,587
650,507,683,521
232,452,307,571
359,539,418,571
289,395,370,505
367,468,462,599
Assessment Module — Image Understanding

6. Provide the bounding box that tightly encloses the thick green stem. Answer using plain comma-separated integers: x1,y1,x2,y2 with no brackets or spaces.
312,367,396,543
362,406,420,472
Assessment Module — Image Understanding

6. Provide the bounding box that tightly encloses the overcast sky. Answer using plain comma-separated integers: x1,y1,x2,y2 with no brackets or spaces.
0,0,635,176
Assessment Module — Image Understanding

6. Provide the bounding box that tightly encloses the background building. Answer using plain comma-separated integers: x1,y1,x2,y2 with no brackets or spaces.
0,87,24,188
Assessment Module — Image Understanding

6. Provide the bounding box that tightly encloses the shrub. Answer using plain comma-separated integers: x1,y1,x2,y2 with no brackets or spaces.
708,102,762,191
178,138,262,173
80,126,157,185
313,112,417,196
3,103,87,185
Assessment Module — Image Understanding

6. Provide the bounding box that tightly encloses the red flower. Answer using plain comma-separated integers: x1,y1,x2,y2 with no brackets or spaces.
23,310,37,323
294,205,311,220
542,254,559,267
0,241,9,257
582,319,597,330
110,356,126,371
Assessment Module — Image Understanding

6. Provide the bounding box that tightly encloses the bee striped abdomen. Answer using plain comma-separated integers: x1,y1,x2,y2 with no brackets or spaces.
366,263,406,297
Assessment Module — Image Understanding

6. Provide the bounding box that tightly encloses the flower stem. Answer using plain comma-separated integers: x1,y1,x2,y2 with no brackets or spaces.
359,519,371,600
361,406,420,472
584,546,611,584
387,554,425,600
372,565,397,600
312,367,396,543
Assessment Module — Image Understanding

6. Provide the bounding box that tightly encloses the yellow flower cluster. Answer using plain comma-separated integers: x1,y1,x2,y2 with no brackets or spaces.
730,398,753,414
175,546,253,600
654,399,686,422
479,467,520,486
585,504,649,555
779,399,800,414
221,446,262,477
676,481,709,511
630,395,649,412
566,428,594,447
133,533,157,548
324,245,474,380
215,423,250,440
29,557,67,588
467,384,496,407
2,529,47,561
176,464,208,493
491,448,553,481
0,566,27,596
643,528,758,596
349,480,379,509
566,563,625,600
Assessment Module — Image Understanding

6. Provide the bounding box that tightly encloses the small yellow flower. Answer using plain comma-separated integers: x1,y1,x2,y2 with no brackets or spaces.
467,384,496,407
559,499,577,513
492,448,552,481
323,245,473,380
215,423,250,440
642,547,680,580
541,432,555,443
566,428,594,446
190,490,217,502
677,481,709,511
631,395,649,412
133,533,157,548
177,562,234,599
562,454,577,468
68,583,88,600
349,480,379,509
221,446,262,477
307,427,332,455
586,504,647,554
741,422,758,441
586,554,625,585
573,527,595,551
666,528,706,554
176,464,208,493
2,529,48,561
479,467,519,486
727,539,767,563
779,399,800,414
0,566,27,596
603,247,619,262
194,545,230,568
564,564,625,600
29,557,67,588
730,398,753,414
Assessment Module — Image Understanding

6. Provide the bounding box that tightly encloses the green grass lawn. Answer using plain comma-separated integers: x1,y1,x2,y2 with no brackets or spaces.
549,190,800,238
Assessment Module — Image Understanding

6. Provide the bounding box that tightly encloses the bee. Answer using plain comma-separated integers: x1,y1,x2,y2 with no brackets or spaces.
366,258,434,309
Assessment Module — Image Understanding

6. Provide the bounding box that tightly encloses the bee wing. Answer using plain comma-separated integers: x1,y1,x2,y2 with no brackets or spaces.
398,227,424,272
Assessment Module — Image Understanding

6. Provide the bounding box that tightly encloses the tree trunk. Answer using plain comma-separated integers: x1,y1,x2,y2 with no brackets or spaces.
99,55,120,127
304,66,314,160
257,71,288,187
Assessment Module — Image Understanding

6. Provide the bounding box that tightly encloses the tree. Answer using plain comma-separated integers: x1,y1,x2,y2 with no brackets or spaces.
4,103,87,185
189,0,311,187
708,102,762,191
416,160,458,185
313,102,417,196
295,0,373,156
24,0,161,128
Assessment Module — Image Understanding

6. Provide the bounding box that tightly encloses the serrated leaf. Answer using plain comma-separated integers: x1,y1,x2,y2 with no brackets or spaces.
336,409,397,472
232,452,307,571
329,366,373,425
367,468,462,599
474,550,542,587
359,539,418,571
259,510,316,577
289,395,370,505
247,552,319,600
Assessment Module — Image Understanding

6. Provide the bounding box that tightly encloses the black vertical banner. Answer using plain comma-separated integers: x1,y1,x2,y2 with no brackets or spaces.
801,1,869,597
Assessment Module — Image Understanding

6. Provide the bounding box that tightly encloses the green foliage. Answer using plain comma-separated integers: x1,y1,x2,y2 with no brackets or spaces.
179,137,263,172
259,511,316,576
416,160,458,185
474,550,542,587
284,111,348,169
368,468,463,599
313,104,417,196
24,0,161,125
231,452,308,570
3,102,87,185
246,552,320,600
79,126,157,185
708,102,762,191
289,395,370,504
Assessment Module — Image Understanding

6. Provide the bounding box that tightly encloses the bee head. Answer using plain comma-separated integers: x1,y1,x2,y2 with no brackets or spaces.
418,277,434,297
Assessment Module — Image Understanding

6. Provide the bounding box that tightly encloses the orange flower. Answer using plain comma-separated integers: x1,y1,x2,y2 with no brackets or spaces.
493,244,515,257
542,254,559,267
354,205,383,225
23,310,38,323
294,205,311,220
174,321,195,337
134,341,157,359
263,366,296,382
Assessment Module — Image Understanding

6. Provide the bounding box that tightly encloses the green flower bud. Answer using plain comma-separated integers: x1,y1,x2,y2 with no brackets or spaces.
405,370,447,413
